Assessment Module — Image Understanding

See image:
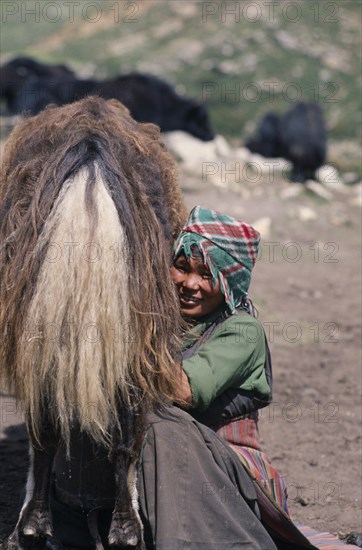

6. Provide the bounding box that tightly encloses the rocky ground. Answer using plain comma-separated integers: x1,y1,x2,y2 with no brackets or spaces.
0,133,361,543
174,134,362,538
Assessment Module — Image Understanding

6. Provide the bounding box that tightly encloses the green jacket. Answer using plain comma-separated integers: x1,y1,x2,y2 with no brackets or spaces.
182,308,270,412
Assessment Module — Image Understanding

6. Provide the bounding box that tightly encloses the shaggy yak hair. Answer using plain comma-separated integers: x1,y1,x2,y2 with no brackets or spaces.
0,96,187,549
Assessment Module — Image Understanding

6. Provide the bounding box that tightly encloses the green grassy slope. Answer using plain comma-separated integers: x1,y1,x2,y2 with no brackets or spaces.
1,0,361,171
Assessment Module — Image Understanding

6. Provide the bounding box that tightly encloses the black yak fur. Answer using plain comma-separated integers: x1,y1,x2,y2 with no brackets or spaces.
245,102,327,183
245,112,281,159
0,56,74,114
12,72,215,141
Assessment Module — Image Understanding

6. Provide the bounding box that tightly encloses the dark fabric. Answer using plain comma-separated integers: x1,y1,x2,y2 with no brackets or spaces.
51,489,112,549
191,388,267,426
138,406,278,550
52,406,278,549
54,428,115,510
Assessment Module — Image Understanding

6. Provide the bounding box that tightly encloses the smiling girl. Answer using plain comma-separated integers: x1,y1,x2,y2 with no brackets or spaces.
171,205,290,515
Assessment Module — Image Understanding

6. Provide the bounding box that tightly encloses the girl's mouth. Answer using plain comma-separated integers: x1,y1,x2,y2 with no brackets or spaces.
179,294,202,306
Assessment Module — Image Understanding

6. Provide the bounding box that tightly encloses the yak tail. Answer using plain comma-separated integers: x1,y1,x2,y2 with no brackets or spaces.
19,166,135,448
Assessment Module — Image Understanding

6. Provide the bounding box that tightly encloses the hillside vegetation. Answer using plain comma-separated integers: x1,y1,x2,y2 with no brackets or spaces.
1,0,361,173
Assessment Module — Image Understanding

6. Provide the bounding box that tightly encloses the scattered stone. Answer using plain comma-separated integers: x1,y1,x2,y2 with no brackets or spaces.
231,205,245,217
349,186,362,207
251,217,271,240
209,174,230,190
201,59,216,71
319,68,332,81
218,60,239,74
305,180,333,201
298,206,318,221
349,195,362,207
221,43,234,56
317,164,349,192
248,153,266,170
240,53,258,71
252,187,264,197
342,172,360,185
301,387,320,401
234,147,252,162
176,40,204,63
238,187,251,199
170,3,198,16
329,212,351,226
153,19,183,39
214,135,231,158
270,453,287,461
280,186,303,200
317,164,339,183
162,131,218,171
353,183,362,194
246,154,291,178
275,30,298,50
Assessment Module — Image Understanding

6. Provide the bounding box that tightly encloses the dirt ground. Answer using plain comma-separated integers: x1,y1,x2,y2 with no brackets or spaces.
0,165,361,543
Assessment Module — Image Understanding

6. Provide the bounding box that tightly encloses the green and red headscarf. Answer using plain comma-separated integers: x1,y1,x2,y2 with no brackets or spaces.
173,206,260,313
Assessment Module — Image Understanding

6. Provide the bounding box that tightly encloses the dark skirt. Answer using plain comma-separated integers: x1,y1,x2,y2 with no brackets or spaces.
52,406,278,549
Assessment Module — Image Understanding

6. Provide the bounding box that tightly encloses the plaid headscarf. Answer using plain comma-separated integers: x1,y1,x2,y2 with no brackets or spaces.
173,206,260,313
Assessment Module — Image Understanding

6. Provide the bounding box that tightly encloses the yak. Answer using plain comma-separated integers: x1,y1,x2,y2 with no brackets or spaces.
0,96,187,549
245,102,327,183
12,72,215,141
0,56,74,114
278,102,327,183
245,112,281,159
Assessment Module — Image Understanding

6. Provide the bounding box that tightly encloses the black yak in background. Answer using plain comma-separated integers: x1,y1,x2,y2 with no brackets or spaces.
246,102,327,183
245,112,281,159
1,58,215,141
0,57,75,114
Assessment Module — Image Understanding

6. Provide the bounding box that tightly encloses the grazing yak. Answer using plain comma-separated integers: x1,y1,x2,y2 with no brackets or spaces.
12,72,215,141
0,56,74,114
245,102,327,183
245,112,281,159
0,96,187,549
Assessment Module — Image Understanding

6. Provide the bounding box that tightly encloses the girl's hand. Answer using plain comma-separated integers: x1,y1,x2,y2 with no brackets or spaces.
174,365,193,407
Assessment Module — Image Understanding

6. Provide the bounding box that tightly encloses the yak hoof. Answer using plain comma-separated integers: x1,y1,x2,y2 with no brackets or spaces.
4,507,62,550
108,516,145,549
4,531,62,550
4,531,23,550
19,508,53,539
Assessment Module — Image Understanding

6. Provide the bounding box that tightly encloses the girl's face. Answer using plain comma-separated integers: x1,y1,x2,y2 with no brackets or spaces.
171,253,225,319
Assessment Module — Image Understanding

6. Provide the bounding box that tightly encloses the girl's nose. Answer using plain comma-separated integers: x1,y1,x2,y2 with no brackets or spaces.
184,273,201,290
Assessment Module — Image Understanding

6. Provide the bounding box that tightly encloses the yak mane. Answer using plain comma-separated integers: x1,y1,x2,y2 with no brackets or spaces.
0,96,187,446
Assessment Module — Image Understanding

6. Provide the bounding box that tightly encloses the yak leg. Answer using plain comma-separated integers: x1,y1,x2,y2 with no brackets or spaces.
290,163,307,183
6,416,61,550
108,407,145,550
